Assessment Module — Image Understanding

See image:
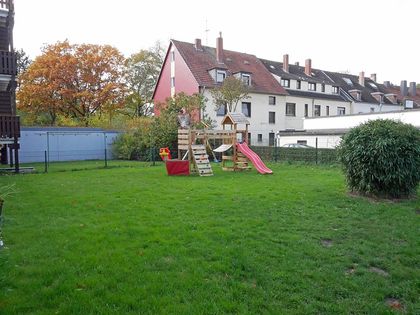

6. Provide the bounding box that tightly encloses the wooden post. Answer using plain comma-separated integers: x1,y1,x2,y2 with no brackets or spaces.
14,137,19,173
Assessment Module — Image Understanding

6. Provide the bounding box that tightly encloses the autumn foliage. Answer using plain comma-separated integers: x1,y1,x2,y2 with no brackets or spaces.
17,41,126,126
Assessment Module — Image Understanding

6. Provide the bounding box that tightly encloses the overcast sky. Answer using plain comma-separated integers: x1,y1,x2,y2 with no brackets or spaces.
14,0,418,85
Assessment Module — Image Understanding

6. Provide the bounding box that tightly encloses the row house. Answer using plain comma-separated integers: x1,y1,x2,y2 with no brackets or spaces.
153,35,409,145
0,0,19,171
153,34,288,146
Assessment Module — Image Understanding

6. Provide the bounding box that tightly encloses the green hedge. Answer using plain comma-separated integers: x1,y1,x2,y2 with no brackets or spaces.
250,146,338,164
337,119,420,198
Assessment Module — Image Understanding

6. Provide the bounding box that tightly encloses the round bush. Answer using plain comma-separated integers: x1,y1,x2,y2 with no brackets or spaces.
337,119,420,198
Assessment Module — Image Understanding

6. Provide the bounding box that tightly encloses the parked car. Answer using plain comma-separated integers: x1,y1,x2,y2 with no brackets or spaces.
281,143,314,148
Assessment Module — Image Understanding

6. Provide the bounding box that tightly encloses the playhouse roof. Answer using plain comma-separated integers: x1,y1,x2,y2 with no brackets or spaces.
221,113,250,125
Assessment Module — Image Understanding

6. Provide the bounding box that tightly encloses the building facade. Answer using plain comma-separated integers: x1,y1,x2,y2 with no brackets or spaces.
153,35,414,146
0,0,19,171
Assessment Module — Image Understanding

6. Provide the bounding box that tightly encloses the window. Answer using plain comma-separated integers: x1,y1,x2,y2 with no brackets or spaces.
286,103,296,116
321,83,325,92
308,83,316,91
269,111,276,124
296,80,301,89
343,77,353,86
281,79,290,87
242,102,251,117
269,96,276,105
314,105,321,117
297,140,307,145
170,51,175,62
171,77,175,88
304,104,308,117
257,134,263,143
241,73,251,86
216,104,227,116
332,86,339,94
326,106,330,116
269,133,275,147
216,70,226,83
337,107,346,115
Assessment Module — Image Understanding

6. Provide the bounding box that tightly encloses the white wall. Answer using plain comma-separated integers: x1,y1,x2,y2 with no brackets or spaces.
203,90,287,143
278,134,342,149
284,96,351,129
351,102,403,114
304,109,420,130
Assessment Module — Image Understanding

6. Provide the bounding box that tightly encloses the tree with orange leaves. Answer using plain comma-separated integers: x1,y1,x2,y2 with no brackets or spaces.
17,41,126,126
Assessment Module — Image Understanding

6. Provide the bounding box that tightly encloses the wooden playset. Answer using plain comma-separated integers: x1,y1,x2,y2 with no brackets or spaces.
177,113,251,176
161,113,272,176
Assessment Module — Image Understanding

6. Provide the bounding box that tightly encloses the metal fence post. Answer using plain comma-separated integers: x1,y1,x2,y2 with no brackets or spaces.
315,137,318,165
44,150,48,173
46,132,50,166
104,132,108,168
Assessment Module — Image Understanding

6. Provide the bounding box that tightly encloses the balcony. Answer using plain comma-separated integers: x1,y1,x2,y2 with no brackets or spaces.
0,51,15,75
0,0,12,11
0,115,19,139
0,0,12,20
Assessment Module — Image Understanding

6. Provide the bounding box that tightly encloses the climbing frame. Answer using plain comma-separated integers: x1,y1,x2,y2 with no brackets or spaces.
191,144,213,176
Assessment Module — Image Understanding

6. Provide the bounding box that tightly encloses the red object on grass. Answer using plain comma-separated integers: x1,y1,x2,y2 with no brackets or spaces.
165,160,190,176
159,147,172,161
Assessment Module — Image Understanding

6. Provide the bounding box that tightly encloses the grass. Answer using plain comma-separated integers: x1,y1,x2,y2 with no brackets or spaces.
0,162,419,314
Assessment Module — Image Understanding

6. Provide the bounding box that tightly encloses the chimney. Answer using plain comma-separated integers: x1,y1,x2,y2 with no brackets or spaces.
400,80,408,96
294,62,299,66
194,38,202,51
283,54,289,72
409,82,417,97
216,32,224,64
305,59,311,76
359,71,365,86
383,81,391,88
370,73,377,82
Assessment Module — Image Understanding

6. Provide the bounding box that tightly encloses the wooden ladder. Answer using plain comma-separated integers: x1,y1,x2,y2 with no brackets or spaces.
236,151,251,171
191,144,213,176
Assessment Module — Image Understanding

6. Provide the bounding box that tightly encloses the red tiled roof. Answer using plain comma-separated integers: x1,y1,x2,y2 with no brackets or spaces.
172,40,287,95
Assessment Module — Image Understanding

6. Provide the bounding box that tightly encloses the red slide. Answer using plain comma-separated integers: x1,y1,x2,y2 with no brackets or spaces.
237,142,273,174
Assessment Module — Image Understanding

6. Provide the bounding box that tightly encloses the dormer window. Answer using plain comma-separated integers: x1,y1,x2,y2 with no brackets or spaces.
332,86,339,94
321,83,325,92
216,70,226,83
281,79,290,88
296,80,301,89
308,82,316,91
241,73,251,86
371,92,384,103
385,93,398,104
349,89,362,101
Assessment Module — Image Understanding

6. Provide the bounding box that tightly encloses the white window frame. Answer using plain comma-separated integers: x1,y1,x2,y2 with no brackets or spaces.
286,103,296,116
314,105,321,117
281,78,290,88
308,83,316,91
241,73,251,86
216,70,226,83
269,111,276,124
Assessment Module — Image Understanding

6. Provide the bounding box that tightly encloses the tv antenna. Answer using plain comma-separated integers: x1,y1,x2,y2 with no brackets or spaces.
205,19,210,45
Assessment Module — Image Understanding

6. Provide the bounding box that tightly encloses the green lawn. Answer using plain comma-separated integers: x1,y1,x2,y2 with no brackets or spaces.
0,162,419,314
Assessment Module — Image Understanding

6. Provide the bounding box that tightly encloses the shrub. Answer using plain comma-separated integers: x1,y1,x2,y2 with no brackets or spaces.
112,117,153,160
337,119,420,198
